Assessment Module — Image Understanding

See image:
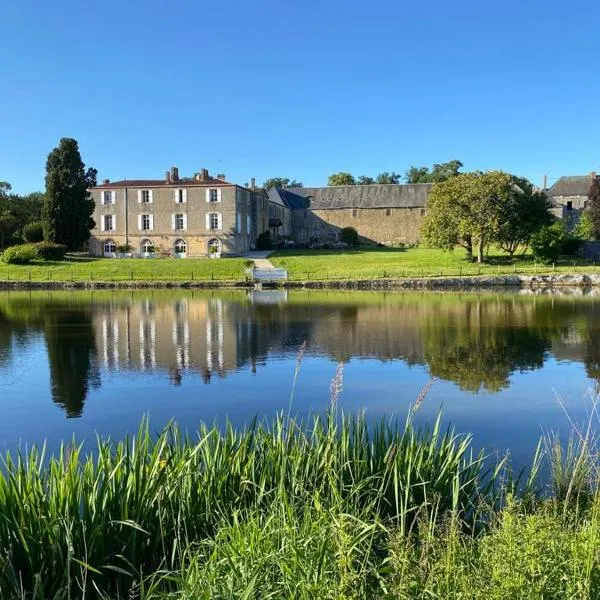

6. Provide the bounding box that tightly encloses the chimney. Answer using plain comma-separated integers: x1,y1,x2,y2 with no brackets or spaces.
165,170,171,184
198,168,209,182
216,173,225,180
170,166,179,182
250,177,256,190
244,182,249,188
543,174,547,190
590,171,597,181
103,178,110,185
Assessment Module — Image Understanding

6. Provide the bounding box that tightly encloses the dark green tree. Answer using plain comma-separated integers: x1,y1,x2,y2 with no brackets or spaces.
406,160,463,183
42,138,96,250
340,226,359,246
262,177,303,189
376,172,401,184
587,178,600,239
357,175,375,185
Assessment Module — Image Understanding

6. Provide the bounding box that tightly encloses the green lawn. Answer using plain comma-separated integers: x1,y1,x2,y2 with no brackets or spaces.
0,256,249,282
270,246,600,280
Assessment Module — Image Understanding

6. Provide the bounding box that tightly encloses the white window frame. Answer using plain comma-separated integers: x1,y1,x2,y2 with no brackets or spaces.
174,238,187,256
102,214,115,232
206,212,222,231
139,214,153,231
140,239,155,256
172,213,186,231
102,190,116,205
174,188,187,204
138,189,153,204
104,239,116,255
206,188,221,203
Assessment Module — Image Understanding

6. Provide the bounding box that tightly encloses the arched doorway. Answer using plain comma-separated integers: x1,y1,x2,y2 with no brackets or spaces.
208,238,222,258
140,239,155,257
174,238,187,258
103,239,116,257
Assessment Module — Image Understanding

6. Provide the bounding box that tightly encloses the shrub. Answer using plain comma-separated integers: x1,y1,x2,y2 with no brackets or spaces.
574,211,594,240
340,226,359,247
256,231,272,250
116,244,132,253
531,222,567,264
22,221,44,243
561,236,582,256
1,244,38,264
35,241,67,261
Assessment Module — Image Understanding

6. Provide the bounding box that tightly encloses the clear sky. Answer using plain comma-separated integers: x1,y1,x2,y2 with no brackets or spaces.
2,0,600,194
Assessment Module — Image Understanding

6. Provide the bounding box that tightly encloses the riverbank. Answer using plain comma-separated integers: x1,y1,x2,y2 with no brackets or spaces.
4,272,600,290
0,411,597,599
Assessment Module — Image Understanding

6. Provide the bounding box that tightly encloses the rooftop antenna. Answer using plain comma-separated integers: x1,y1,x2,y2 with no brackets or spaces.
216,159,222,175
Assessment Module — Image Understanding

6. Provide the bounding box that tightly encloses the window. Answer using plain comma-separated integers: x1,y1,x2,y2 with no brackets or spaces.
141,214,152,230
566,201,573,210
174,239,187,256
141,239,154,254
175,188,187,203
208,238,221,255
208,212,221,230
140,190,151,203
209,188,219,202
386,208,392,217
246,214,251,235
103,190,114,205
237,211,242,234
104,239,116,255
103,214,114,231
174,213,185,230
352,209,358,217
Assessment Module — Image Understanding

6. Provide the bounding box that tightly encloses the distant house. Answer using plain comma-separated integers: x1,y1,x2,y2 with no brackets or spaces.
546,172,597,228
268,184,432,246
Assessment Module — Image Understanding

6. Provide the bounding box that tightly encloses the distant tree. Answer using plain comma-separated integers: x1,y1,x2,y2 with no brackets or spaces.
531,222,567,264
376,172,401,184
340,226,359,247
0,182,11,195
328,172,356,186
495,177,553,255
421,171,516,263
356,175,375,185
262,177,303,189
42,138,96,250
587,178,600,239
406,160,463,184
0,210,17,249
574,211,594,240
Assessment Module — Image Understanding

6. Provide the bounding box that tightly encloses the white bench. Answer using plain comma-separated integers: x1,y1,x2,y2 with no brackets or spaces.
252,268,288,282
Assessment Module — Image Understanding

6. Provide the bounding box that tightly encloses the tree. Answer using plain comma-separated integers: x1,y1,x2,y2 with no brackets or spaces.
406,160,463,183
376,172,401,184
356,175,375,185
328,172,356,186
421,171,517,263
495,176,553,255
42,138,96,250
262,177,303,189
587,178,600,239
340,226,359,246
574,211,594,240
530,222,567,264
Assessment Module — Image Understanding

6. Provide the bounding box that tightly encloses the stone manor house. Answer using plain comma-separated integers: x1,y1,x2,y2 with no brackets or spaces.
89,166,432,257
90,165,595,258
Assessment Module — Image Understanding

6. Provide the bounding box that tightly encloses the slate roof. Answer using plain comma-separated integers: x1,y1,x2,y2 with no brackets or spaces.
269,184,432,210
547,176,594,197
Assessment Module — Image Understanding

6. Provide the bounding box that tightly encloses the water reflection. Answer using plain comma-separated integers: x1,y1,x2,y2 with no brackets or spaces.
2,289,600,418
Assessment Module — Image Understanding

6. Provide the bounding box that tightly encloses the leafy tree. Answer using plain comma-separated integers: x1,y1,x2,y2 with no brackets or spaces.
22,221,44,243
262,177,303,189
530,222,567,264
356,175,375,185
495,177,553,255
421,171,516,263
340,226,359,246
376,172,401,184
587,178,600,239
42,138,96,250
574,211,594,240
328,172,356,186
406,160,463,183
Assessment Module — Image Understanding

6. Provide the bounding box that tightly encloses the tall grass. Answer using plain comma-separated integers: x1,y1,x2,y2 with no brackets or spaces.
0,405,598,598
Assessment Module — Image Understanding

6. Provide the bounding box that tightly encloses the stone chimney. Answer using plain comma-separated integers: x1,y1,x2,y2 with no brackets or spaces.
165,170,171,184
103,178,110,185
170,166,179,182
250,177,256,190
590,171,597,180
197,168,209,182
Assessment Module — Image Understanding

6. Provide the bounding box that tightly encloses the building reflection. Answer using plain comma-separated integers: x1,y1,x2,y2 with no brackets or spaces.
3,289,600,417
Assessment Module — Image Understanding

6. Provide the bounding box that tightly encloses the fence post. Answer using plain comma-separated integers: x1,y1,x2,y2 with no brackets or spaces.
211,271,214,281
130,270,133,281
191,271,194,281
29,270,31,281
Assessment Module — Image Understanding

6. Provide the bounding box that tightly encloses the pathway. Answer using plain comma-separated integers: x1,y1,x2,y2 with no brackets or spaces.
243,251,276,270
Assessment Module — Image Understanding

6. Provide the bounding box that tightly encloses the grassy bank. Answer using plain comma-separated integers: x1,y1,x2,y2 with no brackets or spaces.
271,247,600,280
1,409,599,599
0,256,248,282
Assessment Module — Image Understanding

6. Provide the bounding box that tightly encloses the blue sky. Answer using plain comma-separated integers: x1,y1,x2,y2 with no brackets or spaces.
2,0,600,194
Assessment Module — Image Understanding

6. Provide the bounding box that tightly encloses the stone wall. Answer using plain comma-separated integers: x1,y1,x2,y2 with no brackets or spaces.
291,207,425,246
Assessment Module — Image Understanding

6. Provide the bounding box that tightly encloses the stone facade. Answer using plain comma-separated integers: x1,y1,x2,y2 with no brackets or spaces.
89,168,286,258
546,172,597,230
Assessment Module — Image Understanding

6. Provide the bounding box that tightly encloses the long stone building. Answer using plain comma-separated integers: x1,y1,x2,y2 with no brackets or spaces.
89,167,431,256
546,172,598,227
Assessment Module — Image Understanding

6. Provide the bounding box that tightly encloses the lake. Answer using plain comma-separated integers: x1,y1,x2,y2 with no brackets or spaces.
1,288,599,465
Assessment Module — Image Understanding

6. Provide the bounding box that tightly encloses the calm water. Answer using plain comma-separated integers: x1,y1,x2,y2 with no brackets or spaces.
1,288,600,464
